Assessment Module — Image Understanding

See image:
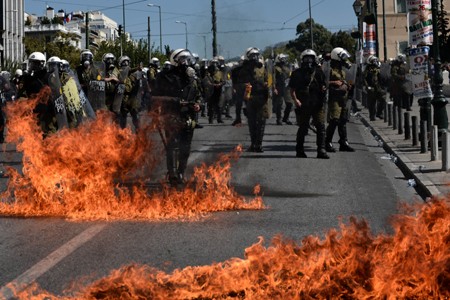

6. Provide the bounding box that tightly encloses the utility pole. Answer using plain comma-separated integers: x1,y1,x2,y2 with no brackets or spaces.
382,0,387,61
148,16,151,64
309,0,313,49
85,11,89,49
211,0,217,57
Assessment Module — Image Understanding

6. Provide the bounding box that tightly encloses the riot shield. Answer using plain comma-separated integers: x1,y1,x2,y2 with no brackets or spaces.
112,66,130,114
344,64,357,86
133,70,144,108
61,71,84,127
48,69,69,130
88,61,106,111
71,70,96,120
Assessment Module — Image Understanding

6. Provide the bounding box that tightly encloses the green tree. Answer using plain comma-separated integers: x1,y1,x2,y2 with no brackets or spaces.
24,32,80,68
94,38,168,67
287,18,333,56
40,17,50,25
330,30,356,59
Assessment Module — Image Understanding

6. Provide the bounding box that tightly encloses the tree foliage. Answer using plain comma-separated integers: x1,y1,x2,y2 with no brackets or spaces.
94,38,168,67
285,19,356,61
24,32,81,68
287,18,333,57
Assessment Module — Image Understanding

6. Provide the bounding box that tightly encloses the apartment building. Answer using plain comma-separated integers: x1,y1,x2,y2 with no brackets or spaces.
366,0,450,60
0,0,25,67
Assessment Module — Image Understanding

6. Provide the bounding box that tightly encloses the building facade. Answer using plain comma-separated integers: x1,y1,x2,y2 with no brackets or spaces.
364,0,450,61
0,0,25,68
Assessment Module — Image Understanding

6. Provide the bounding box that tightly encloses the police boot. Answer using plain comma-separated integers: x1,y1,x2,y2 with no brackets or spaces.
166,148,180,186
325,120,337,153
254,121,266,152
296,139,307,158
338,122,355,152
316,123,329,159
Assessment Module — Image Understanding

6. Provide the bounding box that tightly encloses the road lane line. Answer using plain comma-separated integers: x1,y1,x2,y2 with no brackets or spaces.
0,224,106,299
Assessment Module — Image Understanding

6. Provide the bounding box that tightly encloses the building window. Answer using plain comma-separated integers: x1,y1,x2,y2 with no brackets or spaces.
396,0,407,13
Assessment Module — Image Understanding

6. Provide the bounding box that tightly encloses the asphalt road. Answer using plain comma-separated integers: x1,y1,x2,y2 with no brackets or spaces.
0,112,423,297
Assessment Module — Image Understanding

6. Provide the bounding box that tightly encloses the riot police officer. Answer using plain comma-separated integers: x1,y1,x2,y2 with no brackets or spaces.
152,49,201,186
119,55,142,131
206,58,225,124
289,49,329,159
325,47,355,152
237,47,269,152
103,53,120,112
76,49,95,95
363,55,386,120
274,53,293,125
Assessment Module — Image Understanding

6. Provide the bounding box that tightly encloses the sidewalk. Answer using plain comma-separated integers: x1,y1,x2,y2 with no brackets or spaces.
356,100,450,200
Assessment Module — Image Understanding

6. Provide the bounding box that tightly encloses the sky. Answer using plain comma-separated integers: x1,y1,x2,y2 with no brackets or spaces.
24,0,359,59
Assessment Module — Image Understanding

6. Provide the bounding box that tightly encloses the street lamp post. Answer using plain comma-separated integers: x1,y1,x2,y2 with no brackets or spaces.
148,3,162,53
353,0,365,104
175,21,188,49
430,0,448,132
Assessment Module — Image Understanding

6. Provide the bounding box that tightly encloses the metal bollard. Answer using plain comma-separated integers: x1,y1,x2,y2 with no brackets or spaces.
431,125,439,161
412,116,418,146
420,121,428,153
443,130,450,171
397,106,403,135
387,102,393,126
384,102,388,123
392,105,397,130
404,112,411,140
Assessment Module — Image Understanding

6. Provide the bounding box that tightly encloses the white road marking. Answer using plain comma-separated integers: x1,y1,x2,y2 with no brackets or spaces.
0,224,106,299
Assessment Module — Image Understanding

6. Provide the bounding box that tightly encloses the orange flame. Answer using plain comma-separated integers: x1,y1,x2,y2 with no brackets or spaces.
11,199,450,299
0,88,264,221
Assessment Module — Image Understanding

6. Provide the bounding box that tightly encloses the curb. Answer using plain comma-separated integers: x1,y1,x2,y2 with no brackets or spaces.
358,114,442,201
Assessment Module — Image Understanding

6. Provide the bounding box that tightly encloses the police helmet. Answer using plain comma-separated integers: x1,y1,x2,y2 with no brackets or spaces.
367,55,381,67
209,58,220,68
15,69,23,77
61,59,70,72
151,57,160,68
102,53,116,64
245,47,260,61
330,47,352,69
119,55,131,67
331,47,350,62
192,53,200,64
162,60,172,70
46,56,62,72
170,49,193,67
396,54,407,64
276,53,289,64
80,49,93,63
28,52,46,72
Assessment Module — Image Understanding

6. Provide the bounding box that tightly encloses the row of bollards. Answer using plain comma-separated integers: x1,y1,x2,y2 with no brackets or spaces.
384,102,450,171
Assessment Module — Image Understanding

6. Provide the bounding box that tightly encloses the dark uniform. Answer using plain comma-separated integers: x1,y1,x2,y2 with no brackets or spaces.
153,61,200,185
237,58,269,152
76,64,97,96
289,64,329,158
390,58,412,111
363,58,386,120
231,62,244,125
325,59,355,152
120,69,142,130
206,62,225,124
274,62,293,125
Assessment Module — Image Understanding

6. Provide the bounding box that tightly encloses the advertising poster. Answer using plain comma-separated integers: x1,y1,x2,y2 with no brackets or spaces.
408,46,433,98
407,0,433,45
363,23,377,56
